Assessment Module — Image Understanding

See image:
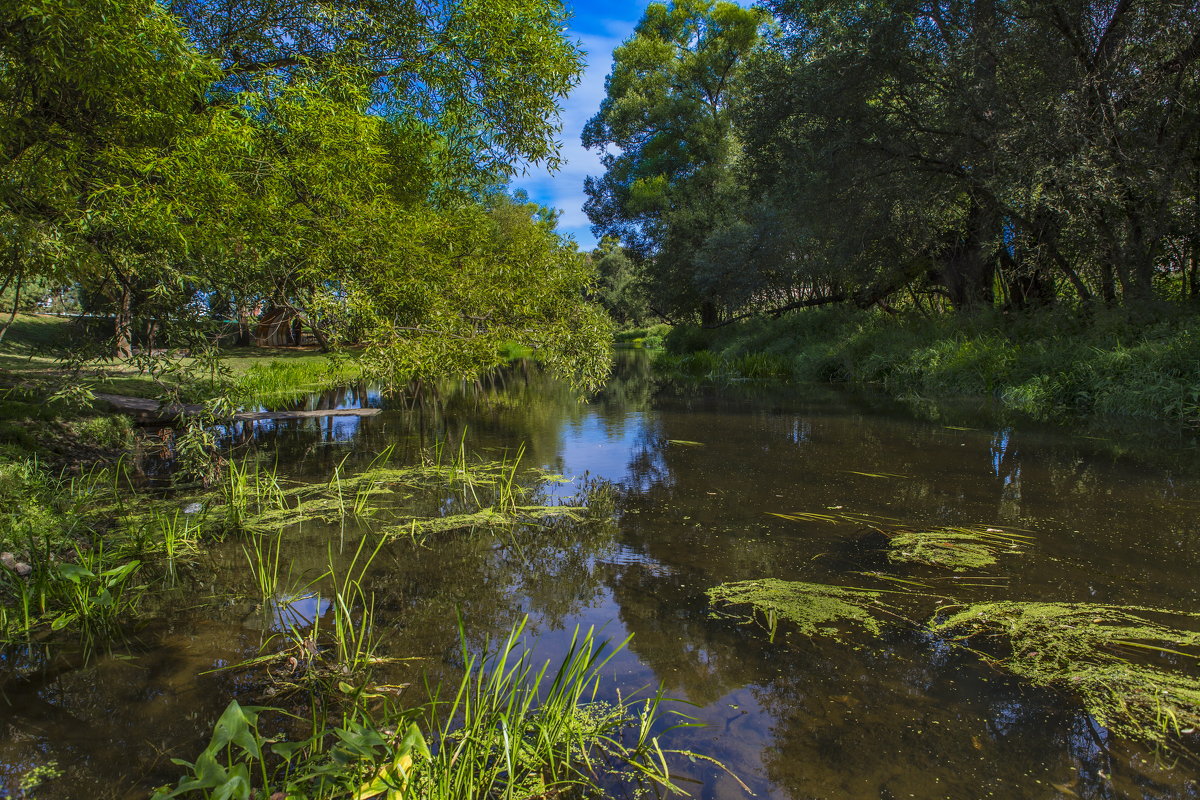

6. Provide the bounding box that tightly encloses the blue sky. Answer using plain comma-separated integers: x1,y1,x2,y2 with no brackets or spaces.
510,0,654,251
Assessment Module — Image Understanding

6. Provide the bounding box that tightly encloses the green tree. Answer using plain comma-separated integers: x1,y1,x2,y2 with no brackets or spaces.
590,237,652,326
736,0,1200,312
583,0,767,324
1,0,611,390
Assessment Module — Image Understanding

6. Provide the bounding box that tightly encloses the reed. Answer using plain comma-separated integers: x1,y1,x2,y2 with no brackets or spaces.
324,535,387,672
154,619,711,800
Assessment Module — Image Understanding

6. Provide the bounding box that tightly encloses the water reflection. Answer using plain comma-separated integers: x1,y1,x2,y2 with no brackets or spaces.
5,351,1200,798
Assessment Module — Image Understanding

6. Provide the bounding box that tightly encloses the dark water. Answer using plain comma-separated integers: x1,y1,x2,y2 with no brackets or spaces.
4,351,1200,799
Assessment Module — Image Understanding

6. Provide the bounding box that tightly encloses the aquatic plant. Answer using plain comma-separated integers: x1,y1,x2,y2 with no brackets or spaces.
222,457,288,532
931,601,1200,747
223,446,577,541
155,620,711,800
887,527,1030,572
708,579,896,642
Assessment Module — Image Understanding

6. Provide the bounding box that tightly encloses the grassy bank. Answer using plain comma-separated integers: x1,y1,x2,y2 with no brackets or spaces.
613,324,671,349
658,306,1200,423
0,313,362,401
0,314,365,463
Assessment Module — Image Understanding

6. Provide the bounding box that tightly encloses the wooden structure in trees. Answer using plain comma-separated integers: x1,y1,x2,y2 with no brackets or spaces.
254,307,308,347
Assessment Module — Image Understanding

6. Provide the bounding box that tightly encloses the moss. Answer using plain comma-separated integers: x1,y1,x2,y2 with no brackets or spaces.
707,579,893,641
932,601,1200,746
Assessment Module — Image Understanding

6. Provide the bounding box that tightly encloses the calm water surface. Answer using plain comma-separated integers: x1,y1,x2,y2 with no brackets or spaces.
3,351,1200,799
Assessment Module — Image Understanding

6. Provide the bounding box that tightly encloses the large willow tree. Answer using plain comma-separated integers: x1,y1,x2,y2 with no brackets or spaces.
738,0,1200,312
588,0,1200,323
0,0,611,388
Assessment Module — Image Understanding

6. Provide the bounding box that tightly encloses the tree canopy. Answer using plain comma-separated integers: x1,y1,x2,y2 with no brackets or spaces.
0,0,611,389
586,0,1200,323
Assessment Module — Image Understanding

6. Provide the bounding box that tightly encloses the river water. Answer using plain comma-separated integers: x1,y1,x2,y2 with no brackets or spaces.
3,350,1200,799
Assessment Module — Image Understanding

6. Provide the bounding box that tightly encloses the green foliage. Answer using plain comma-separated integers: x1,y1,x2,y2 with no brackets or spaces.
662,306,1200,422
614,323,672,349
67,415,133,452
1,0,607,395
155,621,695,799
590,237,653,326
353,195,614,393
583,0,768,321
588,0,1200,326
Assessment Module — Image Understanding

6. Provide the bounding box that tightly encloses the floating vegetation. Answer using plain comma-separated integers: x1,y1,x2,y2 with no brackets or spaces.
765,510,1031,574
766,510,897,526
667,439,704,446
840,470,910,479
887,526,1032,572
932,602,1200,747
707,579,897,641
217,444,574,538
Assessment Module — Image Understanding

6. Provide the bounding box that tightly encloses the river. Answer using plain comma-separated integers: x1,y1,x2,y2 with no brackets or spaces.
3,350,1199,799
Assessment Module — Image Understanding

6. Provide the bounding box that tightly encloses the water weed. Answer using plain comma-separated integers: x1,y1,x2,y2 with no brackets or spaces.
932,602,1200,748
887,527,1030,572
708,579,896,642
156,619,712,800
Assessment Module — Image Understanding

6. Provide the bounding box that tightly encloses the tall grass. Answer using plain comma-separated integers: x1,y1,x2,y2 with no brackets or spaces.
661,305,1200,422
223,457,287,531
155,619,708,800
228,358,361,407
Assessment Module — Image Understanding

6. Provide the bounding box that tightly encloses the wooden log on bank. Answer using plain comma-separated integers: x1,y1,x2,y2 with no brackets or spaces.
95,393,381,424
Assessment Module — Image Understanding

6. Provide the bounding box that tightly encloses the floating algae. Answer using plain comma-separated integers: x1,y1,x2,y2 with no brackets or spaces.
217,456,572,533
932,601,1200,746
887,526,1030,572
707,579,896,641
380,506,582,536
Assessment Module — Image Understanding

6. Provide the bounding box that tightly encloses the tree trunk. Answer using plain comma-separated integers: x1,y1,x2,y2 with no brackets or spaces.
0,266,22,344
115,278,134,359
236,298,253,347
939,203,996,310
1099,261,1117,305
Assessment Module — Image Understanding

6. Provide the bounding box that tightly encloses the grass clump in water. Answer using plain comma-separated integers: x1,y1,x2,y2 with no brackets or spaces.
932,601,1200,746
707,579,894,641
155,619,712,800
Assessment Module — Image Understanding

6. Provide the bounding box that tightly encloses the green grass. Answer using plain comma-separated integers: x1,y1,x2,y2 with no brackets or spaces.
614,323,671,349
659,305,1200,422
155,619,704,800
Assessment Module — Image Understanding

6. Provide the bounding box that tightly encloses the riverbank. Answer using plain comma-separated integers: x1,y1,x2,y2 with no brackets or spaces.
657,306,1200,424
0,313,365,467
